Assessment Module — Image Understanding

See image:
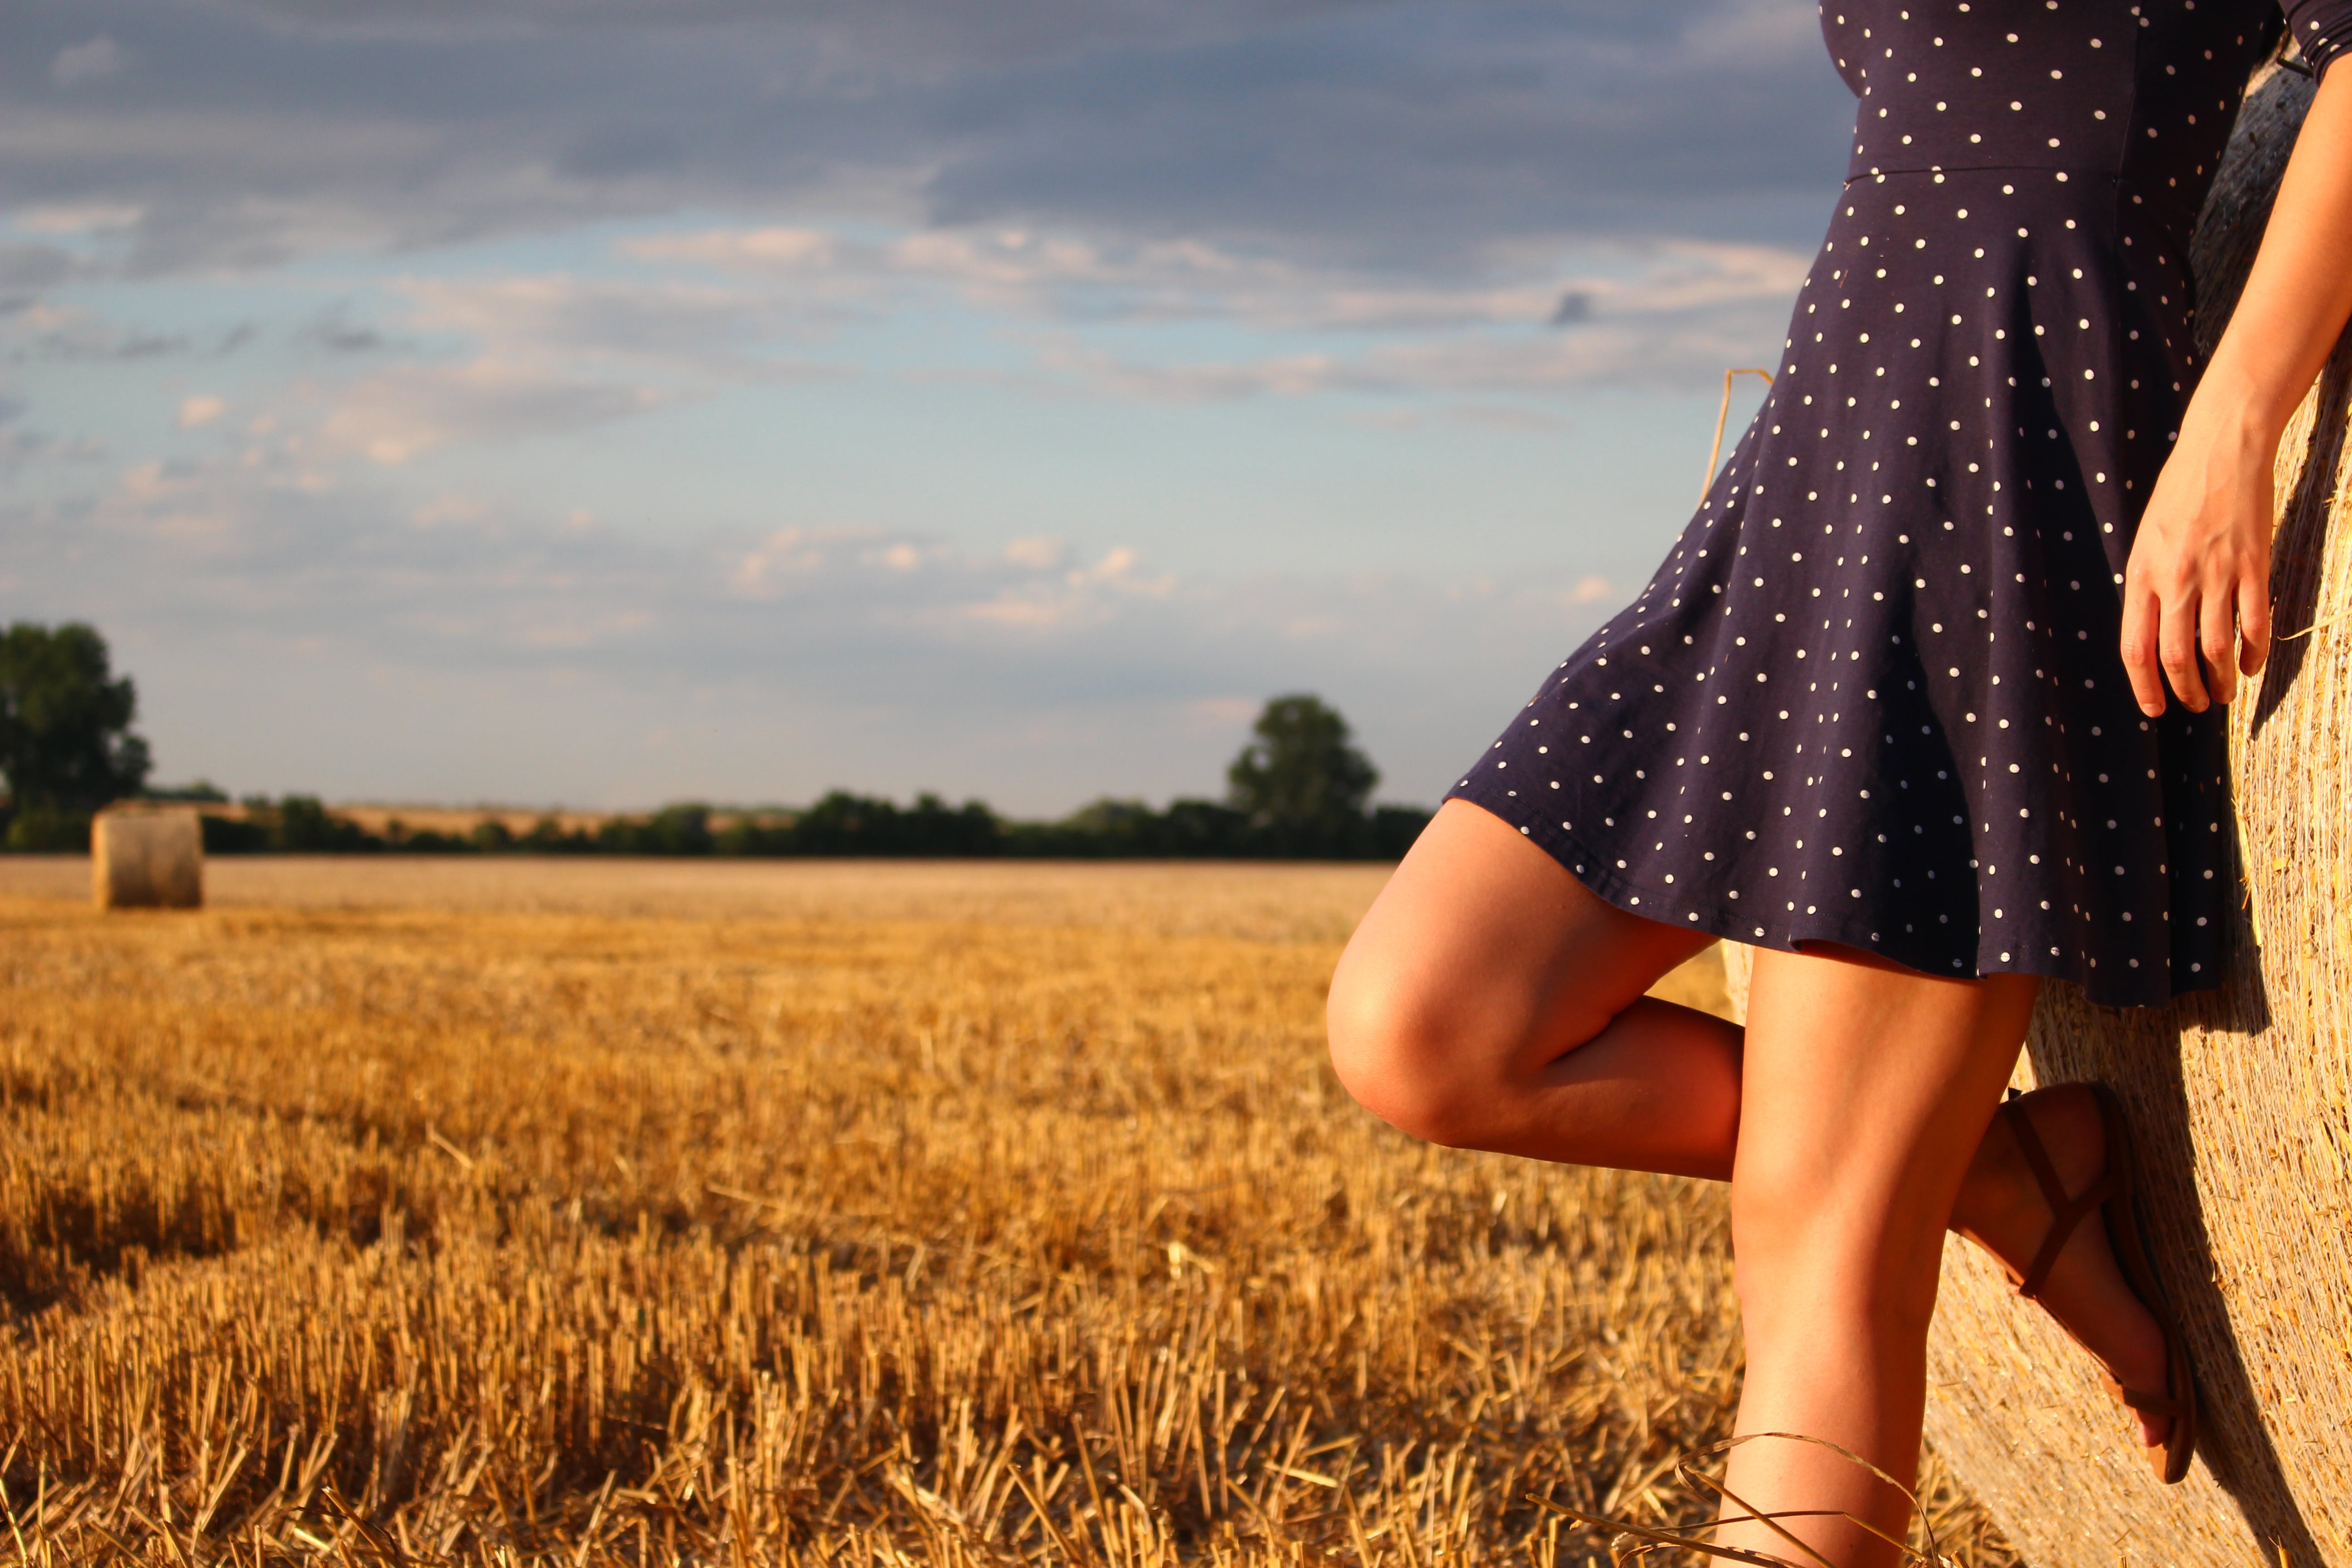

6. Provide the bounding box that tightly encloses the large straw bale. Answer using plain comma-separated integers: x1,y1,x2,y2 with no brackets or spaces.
1723,61,2352,1563
92,803,204,910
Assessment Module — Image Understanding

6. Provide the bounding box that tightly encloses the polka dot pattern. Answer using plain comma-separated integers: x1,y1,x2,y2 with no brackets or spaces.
1447,0,2351,1008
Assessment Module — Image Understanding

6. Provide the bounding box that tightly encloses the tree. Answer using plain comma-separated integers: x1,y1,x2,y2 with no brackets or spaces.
1226,694,1379,852
0,622,152,849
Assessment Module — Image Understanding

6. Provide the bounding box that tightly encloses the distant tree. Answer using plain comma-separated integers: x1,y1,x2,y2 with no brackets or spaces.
645,804,715,856
1226,695,1378,852
1368,804,1433,858
1153,799,1250,858
593,803,715,856
146,779,229,803
791,791,898,855
272,795,382,853
774,791,999,857
0,622,152,849
520,816,587,854
198,813,273,855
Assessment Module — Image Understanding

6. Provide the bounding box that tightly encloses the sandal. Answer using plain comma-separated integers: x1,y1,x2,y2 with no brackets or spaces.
1999,1083,2199,1485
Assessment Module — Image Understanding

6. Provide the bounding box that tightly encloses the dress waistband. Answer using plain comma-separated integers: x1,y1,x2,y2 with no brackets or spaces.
1839,163,2204,246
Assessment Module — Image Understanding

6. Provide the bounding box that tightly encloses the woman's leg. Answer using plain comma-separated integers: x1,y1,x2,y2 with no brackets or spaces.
1329,799,2176,1465
1327,800,1740,1179
1715,946,2035,1567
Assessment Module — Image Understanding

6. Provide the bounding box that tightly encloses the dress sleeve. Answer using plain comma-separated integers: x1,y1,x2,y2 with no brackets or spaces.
2281,0,2352,78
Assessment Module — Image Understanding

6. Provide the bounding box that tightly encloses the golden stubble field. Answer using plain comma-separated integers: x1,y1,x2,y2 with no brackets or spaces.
0,858,2017,1566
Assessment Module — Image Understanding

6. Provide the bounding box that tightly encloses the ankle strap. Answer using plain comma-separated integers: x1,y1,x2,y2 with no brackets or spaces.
2002,1094,2117,1302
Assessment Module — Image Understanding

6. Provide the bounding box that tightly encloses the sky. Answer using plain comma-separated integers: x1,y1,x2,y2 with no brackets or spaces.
0,0,1858,815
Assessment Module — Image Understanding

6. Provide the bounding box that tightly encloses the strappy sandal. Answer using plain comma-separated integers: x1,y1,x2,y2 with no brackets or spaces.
1999,1083,2199,1484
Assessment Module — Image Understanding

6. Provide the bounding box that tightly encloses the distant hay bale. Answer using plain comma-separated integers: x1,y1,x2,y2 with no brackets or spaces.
1723,61,2352,1563
93,804,204,910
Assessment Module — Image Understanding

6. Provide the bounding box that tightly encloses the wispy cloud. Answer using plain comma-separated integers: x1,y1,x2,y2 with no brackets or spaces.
11,435,1621,704
628,225,1809,338
50,36,127,88
0,0,1833,808
320,361,664,465
235,270,856,462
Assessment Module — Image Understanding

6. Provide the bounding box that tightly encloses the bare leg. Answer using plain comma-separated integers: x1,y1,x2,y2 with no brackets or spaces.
1714,945,2035,1568
1328,799,2176,1463
1328,801,1739,1178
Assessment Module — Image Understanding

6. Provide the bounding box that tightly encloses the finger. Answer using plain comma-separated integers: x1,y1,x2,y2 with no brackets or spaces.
2118,580,2167,716
2158,588,2210,712
2238,569,2272,679
2200,580,2239,707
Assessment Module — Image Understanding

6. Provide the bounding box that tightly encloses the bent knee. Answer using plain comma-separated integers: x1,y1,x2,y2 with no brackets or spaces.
1325,965,1509,1147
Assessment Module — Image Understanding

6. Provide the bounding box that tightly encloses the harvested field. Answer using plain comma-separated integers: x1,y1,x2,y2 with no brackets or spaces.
0,859,2016,1565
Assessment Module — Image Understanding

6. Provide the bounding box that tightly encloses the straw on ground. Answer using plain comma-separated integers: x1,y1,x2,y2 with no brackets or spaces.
0,859,2016,1565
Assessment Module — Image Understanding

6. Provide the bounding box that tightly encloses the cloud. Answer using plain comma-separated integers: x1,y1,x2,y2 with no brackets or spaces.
51,36,126,88
0,243,86,294
1566,574,1613,605
1002,536,1066,569
0,301,271,363
0,0,1851,813
632,222,1579,332
292,309,387,354
320,360,662,464
633,220,1813,338
954,546,1176,631
7,323,186,361
397,273,796,369
730,526,862,595
0,397,104,474
11,433,1615,702
1000,257,1804,401
294,270,855,463
627,221,1812,394
0,0,1849,282
11,203,144,234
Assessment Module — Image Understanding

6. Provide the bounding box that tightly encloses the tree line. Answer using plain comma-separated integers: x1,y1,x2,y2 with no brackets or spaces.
0,623,1432,860
196,788,1431,860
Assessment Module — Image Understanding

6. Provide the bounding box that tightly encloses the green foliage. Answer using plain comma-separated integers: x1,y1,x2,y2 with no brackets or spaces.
0,622,151,850
174,697,1433,862
194,788,1431,862
1001,797,1251,857
3,804,93,853
1225,694,1383,856
774,792,1000,857
273,796,384,853
589,804,713,856
198,814,273,855
520,817,581,853
145,780,230,803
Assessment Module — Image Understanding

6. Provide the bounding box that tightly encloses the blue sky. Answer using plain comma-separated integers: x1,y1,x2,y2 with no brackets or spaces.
1,0,1855,814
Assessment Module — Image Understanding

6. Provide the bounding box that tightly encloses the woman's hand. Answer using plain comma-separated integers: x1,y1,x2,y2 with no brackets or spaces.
2123,64,2352,715
2119,401,2277,715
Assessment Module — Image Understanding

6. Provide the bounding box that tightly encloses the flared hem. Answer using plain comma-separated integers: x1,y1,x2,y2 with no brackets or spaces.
1446,781,2223,1011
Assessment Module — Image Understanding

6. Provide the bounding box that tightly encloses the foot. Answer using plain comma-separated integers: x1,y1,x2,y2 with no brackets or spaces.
1950,1084,2175,1451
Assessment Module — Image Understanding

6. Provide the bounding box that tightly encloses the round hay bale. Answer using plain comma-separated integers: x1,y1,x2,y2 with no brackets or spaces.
1722,61,2352,1563
92,804,204,910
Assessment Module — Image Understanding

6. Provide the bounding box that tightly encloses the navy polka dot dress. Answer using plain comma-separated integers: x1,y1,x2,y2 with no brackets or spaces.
1450,0,2352,1008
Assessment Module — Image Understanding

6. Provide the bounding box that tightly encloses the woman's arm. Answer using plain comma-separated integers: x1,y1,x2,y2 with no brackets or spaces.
2122,66,2352,716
